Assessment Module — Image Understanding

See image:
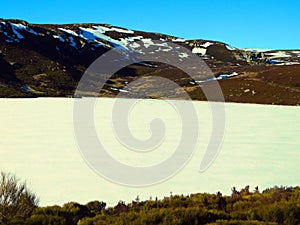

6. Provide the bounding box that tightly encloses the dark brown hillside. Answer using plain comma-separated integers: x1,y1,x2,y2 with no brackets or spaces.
0,18,299,105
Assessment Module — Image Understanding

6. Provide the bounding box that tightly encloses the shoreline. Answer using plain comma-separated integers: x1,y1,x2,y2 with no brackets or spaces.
0,96,299,107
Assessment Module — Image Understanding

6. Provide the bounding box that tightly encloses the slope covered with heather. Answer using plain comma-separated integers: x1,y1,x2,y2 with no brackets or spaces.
1,19,300,105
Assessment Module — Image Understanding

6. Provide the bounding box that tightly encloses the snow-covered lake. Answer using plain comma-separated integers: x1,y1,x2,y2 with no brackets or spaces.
0,98,299,206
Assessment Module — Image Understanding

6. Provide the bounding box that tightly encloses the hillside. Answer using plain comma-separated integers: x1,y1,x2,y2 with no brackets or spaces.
1,19,300,105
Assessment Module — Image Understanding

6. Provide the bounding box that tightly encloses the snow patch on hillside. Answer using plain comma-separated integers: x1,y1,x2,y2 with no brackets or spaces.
7,23,39,41
128,42,141,48
11,23,38,36
275,62,300,66
78,26,129,48
201,42,213,48
264,51,300,65
109,27,134,34
172,38,186,42
217,72,238,79
141,38,154,48
57,26,181,54
53,35,65,42
58,28,78,36
192,47,206,55
243,48,271,52
265,51,290,58
225,45,236,51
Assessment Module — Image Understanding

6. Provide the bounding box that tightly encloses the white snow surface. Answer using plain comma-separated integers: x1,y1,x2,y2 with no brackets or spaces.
225,45,236,51
242,48,272,52
192,47,206,55
55,25,181,54
58,28,78,36
217,72,239,79
59,25,134,48
201,42,213,48
141,38,154,48
275,62,300,66
53,35,65,42
0,99,299,206
109,27,134,34
262,50,300,66
10,24,25,39
128,42,141,48
85,25,134,34
265,51,291,58
172,38,186,42
78,26,131,48
10,23,38,36
119,89,129,93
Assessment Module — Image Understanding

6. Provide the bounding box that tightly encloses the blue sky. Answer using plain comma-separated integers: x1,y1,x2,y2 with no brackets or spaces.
1,0,299,49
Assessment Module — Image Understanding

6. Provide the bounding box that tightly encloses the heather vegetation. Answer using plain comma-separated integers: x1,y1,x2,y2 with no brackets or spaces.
1,172,300,225
2,19,300,105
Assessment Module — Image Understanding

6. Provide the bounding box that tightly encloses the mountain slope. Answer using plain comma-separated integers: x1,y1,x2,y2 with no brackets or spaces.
0,18,300,105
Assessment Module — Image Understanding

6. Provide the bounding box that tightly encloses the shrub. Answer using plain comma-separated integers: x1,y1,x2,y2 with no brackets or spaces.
0,172,38,223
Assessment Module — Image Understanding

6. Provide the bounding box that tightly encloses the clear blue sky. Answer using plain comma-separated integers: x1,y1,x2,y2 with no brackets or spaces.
1,0,299,49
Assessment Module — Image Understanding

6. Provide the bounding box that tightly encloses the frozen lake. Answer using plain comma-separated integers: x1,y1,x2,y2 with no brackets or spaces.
0,98,299,206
